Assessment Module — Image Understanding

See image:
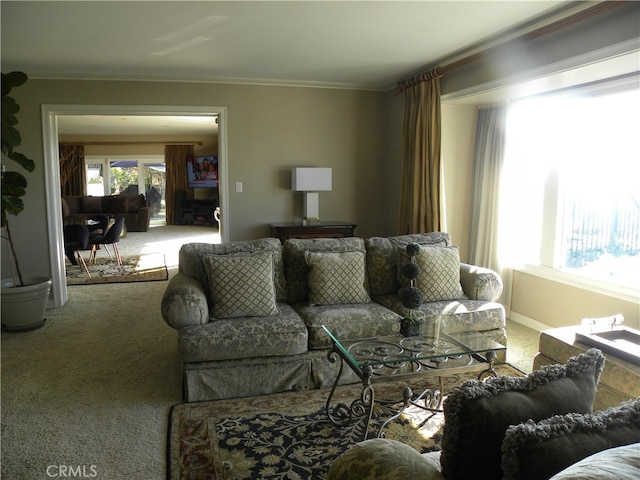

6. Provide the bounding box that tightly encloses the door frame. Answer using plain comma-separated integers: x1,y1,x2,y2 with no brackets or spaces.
42,104,229,307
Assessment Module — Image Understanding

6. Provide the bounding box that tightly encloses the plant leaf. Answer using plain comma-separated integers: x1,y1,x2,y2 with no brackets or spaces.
5,150,35,172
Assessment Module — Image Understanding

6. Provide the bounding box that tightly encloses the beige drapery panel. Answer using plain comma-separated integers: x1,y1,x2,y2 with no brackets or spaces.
165,144,194,225
468,105,512,314
59,144,86,195
398,74,442,234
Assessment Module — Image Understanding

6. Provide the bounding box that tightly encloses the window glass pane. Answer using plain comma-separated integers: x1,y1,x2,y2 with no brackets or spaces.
110,160,139,195
144,163,165,220
558,89,640,285
504,87,640,287
85,163,104,196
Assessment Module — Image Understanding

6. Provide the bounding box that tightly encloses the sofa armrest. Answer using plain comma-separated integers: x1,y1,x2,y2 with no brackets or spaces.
327,438,444,480
459,263,503,301
136,206,151,231
161,273,210,329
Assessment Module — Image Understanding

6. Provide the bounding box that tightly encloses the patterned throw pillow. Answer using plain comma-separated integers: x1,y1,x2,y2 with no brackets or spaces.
305,250,371,306
204,251,280,318
411,245,464,302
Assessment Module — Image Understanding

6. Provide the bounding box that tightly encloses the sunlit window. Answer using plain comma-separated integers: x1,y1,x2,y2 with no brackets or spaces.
502,87,640,289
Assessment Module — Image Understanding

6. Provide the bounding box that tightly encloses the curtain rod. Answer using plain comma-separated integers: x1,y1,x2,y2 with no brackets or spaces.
59,141,203,146
395,0,626,95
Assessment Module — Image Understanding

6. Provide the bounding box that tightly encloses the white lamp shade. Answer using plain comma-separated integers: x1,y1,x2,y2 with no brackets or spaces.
292,167,332,191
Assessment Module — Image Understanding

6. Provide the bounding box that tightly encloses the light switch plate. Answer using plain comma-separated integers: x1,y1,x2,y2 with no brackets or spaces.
235,182,243,193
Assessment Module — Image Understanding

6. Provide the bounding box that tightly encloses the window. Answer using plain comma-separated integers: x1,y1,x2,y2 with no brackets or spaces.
84,156,166,221
501,87,640,293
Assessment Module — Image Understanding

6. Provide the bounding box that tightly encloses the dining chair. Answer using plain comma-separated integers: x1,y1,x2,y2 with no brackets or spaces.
89,217,125,266
63,224,91,276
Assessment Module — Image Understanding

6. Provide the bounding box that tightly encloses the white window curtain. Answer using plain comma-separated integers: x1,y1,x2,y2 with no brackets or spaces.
468,105,512,315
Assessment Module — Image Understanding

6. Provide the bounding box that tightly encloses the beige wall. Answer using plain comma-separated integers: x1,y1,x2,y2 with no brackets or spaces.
1,79,394,282
512,271,640,330
440,104,477,262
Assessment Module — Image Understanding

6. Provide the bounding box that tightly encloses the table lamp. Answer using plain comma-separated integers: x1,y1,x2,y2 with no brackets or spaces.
292,167,332,225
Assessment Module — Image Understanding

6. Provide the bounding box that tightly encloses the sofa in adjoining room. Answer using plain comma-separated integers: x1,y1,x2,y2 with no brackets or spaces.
62,194,151,232
160,232,506,402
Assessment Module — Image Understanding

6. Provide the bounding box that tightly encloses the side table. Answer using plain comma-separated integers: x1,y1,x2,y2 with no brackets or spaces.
533,325,640,410
269,222,356,243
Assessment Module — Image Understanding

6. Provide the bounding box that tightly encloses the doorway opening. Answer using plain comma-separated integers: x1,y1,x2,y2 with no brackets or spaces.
43,105,229,307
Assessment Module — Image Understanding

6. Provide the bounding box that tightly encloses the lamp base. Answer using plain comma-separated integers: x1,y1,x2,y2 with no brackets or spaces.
302,216,320,226
303,192,320,224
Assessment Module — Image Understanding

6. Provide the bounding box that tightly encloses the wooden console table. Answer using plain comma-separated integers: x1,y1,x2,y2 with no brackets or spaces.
269,222,356,243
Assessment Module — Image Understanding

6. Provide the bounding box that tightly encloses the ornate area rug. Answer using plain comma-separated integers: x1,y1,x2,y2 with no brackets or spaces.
66,254,168,285
168,364,522,480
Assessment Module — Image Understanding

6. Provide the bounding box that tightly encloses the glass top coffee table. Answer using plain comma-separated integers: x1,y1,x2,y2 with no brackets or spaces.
322,325,506,439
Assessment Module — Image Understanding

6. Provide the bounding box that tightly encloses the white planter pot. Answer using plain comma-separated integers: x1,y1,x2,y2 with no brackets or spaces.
1,276,52,332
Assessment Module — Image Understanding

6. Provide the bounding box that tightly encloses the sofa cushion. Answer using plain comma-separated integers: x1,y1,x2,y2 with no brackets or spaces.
297,301,400,350
62,195,83,214
548,443,640,480
126,194,146,213
365,233,451,297
375,293,506,338
205,251,280,318
180,238,287,304
501,397,640,480
81,196,102,213
179,303,308,362
102,195,128,213
440,348,605,480
305,250,371,306
401,245,463,302
284,237,367,304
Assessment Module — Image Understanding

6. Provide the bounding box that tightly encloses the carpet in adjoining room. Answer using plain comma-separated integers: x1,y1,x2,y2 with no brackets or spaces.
168,363,523,480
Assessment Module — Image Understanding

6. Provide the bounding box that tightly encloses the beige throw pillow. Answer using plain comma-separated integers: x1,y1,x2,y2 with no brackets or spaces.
204,251,280,318
414,245,464,302
305,250,371,306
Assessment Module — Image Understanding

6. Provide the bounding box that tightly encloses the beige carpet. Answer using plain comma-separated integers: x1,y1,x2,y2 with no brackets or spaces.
66,253,168,285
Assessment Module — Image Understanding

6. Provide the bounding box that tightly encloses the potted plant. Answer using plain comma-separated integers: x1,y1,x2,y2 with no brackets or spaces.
1,71,52,331
398,243,423,337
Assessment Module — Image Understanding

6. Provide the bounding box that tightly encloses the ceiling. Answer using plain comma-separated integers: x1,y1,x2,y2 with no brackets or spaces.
0,1,610,135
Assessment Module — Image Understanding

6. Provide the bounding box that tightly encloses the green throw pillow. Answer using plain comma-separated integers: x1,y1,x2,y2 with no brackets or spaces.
440,348,605,480
501,397,640,480
204,251,280,318
305,250,371,306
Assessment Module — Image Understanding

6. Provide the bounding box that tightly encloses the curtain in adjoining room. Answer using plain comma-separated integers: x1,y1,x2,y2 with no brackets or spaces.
468,105,512,314
398,75,442,234
59,144,85,196
165,144,194,225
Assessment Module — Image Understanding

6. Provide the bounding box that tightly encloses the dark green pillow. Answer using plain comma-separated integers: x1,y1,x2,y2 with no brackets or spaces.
440,348,605,480
501,397,640,480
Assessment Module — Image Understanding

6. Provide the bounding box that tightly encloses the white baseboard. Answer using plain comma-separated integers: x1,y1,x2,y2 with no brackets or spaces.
508,312,553,332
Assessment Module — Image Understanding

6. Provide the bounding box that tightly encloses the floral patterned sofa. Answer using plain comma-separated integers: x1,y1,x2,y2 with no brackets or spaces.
160,232,505,401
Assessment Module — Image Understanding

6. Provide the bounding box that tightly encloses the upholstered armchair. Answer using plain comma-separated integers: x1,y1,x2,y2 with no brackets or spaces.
327,349,640,480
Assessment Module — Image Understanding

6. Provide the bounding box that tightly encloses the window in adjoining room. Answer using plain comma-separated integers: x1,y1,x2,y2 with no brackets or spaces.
500,85,640,293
